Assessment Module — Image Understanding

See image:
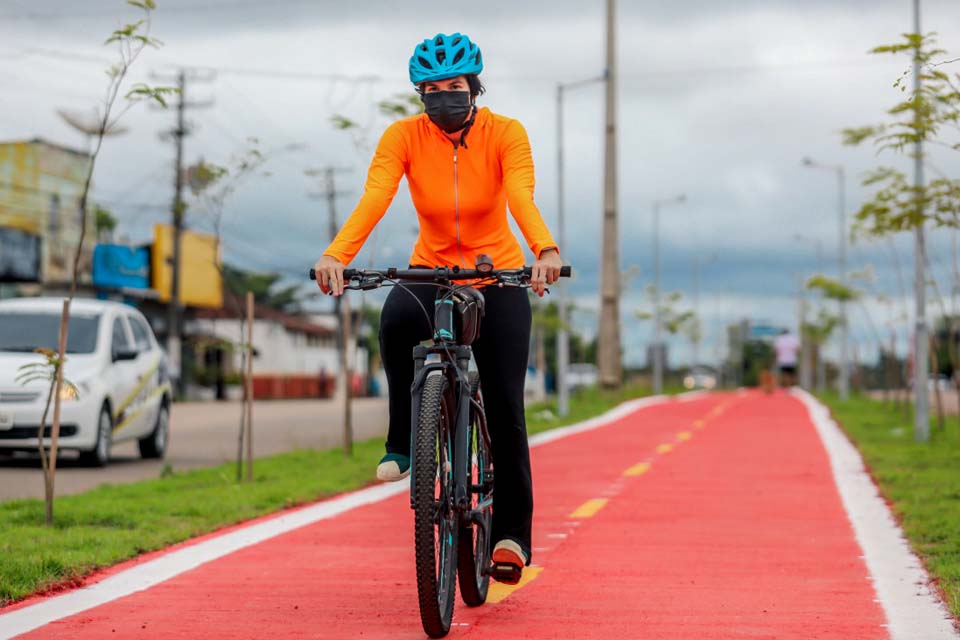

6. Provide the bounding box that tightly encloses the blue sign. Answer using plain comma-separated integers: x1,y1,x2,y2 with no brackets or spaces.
749,324,786,340
93,244,150,290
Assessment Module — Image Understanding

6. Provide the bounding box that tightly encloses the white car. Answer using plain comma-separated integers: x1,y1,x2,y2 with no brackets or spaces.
0,298,171,466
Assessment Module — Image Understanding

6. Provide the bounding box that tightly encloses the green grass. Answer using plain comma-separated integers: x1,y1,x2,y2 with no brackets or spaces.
0,384,661,605
819,393,960,619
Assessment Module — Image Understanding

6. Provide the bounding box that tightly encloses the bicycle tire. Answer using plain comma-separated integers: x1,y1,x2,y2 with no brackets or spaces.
457,371,493,606
414,373,458,638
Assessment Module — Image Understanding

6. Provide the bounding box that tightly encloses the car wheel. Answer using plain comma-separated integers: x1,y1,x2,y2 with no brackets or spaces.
138,402,169,459
79,405,112,467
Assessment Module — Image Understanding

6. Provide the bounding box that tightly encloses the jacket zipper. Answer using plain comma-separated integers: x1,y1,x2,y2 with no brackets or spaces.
453,145,466,269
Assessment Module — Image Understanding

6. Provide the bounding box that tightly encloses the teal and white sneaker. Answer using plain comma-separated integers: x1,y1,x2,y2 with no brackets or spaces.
376,453,410,482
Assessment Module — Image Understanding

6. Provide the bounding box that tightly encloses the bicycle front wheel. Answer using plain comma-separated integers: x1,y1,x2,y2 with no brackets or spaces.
413,373,458,638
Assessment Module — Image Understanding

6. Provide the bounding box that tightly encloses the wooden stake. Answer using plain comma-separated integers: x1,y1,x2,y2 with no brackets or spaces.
340,295,353,457
245,291,254,481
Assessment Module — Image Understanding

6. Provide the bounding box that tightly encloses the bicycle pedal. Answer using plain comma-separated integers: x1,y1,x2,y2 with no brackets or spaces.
487,562,522,585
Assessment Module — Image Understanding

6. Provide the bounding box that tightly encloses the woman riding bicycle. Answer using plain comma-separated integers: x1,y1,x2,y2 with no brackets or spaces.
313,32,562,581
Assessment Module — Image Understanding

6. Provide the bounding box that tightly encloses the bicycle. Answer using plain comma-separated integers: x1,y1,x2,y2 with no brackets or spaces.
310,255,571,638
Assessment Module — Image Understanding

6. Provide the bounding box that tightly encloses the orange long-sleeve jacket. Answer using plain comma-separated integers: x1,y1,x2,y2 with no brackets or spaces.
323,107,557,270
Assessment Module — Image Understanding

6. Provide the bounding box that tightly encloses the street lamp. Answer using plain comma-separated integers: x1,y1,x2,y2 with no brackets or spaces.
692,252,718,369
556,75,604,417
802,156,849,400
651,193,686,394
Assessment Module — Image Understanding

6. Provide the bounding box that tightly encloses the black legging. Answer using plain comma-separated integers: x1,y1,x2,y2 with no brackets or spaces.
379,283,534,562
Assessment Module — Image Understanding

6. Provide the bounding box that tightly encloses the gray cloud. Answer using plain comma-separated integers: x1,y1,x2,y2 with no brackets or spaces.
2,0,959,366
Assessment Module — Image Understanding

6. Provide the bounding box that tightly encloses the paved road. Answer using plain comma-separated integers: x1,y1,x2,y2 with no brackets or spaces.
0,397,388,501
4,391,955,639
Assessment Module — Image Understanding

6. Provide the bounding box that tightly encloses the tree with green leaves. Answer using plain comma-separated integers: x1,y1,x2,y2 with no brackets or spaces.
635,284,696,384
94,204,117,241
804,275,857,393
842,29,959,440
16,0,174,525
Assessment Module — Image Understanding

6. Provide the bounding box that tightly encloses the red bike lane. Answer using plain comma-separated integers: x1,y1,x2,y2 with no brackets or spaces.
6,392,887,639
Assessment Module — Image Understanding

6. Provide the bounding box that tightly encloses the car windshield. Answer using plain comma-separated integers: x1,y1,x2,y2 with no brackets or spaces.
0,312,101,354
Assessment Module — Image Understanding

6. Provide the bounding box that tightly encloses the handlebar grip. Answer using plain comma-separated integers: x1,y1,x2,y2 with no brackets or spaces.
309,268,361,281
521,266,573,277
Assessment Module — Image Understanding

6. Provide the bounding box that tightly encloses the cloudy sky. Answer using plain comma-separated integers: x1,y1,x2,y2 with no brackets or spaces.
2,0,959,367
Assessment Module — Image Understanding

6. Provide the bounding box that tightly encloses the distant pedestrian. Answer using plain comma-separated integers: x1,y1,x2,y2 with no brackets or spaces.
774,329,801,388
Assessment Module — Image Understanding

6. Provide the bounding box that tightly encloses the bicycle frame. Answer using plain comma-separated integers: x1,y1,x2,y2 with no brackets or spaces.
407,296,492,533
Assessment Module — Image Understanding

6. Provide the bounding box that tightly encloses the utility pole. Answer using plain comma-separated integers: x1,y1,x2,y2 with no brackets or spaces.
167,70,186,396
308,167,354,455
154,67,213,397
556,74,604,416
912,0,929,442
598,0,621,389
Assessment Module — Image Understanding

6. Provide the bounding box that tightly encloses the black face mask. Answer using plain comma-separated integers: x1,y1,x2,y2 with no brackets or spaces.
422,91,474,133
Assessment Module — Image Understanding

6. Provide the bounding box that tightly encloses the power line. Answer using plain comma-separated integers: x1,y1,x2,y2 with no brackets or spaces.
0,0,326,20
4,45,896,85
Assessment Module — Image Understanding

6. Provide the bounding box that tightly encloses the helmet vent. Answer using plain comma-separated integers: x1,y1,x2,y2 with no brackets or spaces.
452,36,462,46
452,49,465,65
435,48,446,63
417,56,433,69
435,35,444,45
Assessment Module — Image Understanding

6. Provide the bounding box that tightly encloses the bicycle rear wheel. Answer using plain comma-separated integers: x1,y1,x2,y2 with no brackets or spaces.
457,371,493,606
413,373,458,638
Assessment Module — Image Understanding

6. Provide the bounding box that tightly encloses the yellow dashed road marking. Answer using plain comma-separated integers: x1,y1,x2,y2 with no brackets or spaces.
677,431,692,441
623,462,651,477
487,566,544,604
656,443,674,454
569,498,609,519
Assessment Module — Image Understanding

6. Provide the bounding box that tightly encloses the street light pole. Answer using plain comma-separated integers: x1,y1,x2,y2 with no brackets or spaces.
802,157,849,400
556,83,570,417
556,75,604,417
837,166,850,401
912,0,929,442
651,194,685,395
653,200,662,394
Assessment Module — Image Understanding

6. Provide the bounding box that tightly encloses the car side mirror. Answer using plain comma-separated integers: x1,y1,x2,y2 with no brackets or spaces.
113,347,139,362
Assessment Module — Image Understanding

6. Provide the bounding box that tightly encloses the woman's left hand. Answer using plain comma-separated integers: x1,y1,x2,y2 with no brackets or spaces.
531,248,562,297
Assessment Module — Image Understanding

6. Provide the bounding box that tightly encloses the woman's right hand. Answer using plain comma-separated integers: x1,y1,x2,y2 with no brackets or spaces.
314,255,346,296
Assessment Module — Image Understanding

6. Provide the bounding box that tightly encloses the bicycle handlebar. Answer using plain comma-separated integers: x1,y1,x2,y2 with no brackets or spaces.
309,265,572,282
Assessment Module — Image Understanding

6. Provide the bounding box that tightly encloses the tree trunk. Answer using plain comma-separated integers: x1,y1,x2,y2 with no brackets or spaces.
930,335,944,431
245,292,254,480
536,325,547,401
45,299,71,525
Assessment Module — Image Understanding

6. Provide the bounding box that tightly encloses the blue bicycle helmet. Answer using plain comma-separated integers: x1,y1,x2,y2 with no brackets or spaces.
409,33,483,85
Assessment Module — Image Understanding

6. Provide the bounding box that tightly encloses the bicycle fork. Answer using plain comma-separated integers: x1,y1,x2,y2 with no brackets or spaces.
408,344,491,536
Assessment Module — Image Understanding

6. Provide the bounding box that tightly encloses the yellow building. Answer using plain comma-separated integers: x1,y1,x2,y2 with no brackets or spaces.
151,223,223,309
0,139,93,284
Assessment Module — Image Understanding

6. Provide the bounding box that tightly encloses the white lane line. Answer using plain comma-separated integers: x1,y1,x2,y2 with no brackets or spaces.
795,390,959,640
0,394,678,639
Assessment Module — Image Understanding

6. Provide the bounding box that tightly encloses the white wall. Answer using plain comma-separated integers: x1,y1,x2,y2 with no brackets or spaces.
193,318,363,375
